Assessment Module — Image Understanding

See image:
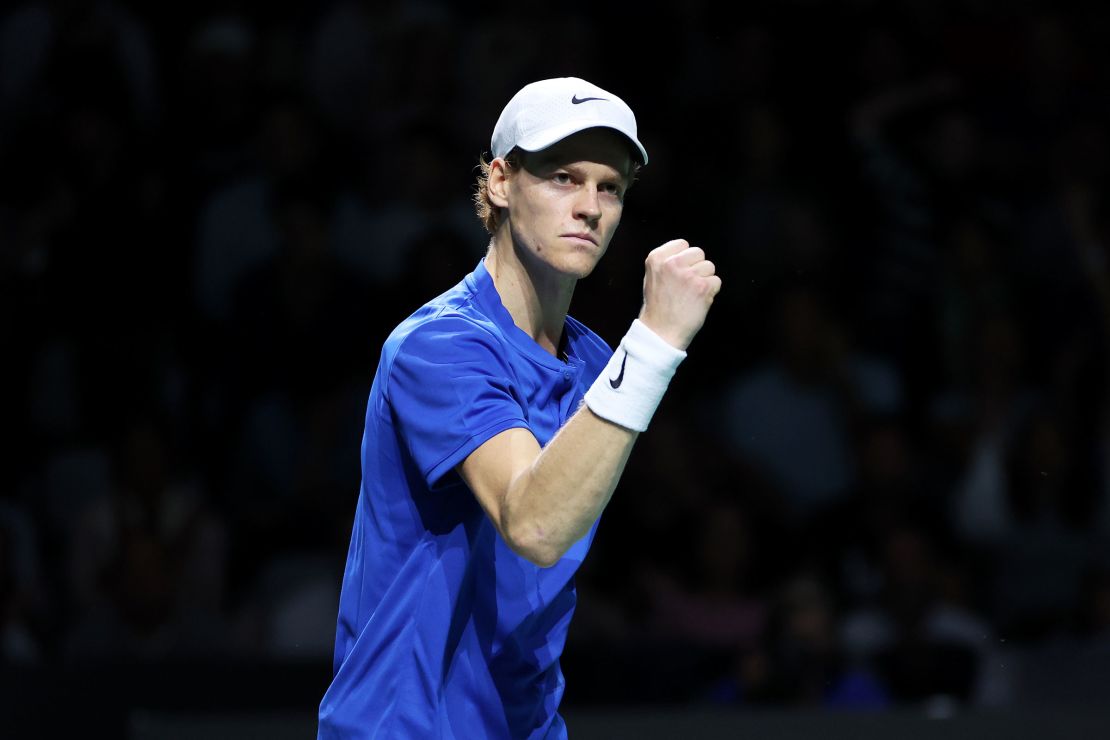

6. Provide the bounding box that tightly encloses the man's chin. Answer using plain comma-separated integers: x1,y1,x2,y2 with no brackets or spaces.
564,247,608,278
562,259,598,281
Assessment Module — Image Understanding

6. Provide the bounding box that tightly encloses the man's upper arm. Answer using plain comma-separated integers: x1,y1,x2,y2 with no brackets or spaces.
388,317,528,487
457,427,541,536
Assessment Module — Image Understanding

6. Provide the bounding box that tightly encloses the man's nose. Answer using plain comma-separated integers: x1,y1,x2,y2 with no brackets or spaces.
574,185,601,223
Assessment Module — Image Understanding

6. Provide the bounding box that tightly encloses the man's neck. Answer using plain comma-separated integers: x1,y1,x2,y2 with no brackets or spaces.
484,238,575,357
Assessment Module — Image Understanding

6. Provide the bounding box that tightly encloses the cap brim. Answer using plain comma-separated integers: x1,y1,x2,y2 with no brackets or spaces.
514,120,648,165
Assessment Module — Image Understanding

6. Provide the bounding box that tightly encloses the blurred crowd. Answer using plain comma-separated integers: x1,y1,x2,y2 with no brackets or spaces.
3,0,1110,716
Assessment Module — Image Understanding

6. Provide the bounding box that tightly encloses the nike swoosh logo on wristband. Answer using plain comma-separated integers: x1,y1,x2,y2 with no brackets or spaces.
609,354,627,389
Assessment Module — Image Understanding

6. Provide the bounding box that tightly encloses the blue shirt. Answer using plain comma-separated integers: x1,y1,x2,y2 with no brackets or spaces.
318,259,613,739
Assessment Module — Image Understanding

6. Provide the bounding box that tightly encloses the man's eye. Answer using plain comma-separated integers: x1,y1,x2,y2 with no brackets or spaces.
552,173,572,184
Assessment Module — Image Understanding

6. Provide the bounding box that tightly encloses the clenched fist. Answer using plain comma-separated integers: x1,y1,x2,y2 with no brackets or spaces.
638,239,722,351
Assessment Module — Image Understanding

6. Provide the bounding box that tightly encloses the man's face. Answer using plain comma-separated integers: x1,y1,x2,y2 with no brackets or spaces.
502,128,633,280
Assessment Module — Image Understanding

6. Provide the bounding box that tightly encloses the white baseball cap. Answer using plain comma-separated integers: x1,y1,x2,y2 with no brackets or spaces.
491,77,648,165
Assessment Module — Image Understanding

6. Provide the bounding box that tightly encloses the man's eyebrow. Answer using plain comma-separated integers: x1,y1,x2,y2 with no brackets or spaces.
559,161,632,185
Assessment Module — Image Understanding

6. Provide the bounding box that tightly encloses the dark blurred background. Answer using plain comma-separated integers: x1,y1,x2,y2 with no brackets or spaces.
4,0,1110,737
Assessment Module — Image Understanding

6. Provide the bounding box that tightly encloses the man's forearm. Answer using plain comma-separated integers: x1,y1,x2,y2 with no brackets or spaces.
502,406,638,567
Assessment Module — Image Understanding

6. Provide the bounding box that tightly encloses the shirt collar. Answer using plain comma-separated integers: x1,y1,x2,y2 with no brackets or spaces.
466,259,581,371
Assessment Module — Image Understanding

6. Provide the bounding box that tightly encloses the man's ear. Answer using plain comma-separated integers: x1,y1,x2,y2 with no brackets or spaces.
488,157,511,209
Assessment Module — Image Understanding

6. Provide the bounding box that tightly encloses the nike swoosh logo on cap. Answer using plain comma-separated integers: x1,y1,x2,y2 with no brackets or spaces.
609,354,627,389
571,95,607,104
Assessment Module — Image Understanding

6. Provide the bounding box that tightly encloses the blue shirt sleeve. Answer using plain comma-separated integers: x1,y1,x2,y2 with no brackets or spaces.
385,315,530,488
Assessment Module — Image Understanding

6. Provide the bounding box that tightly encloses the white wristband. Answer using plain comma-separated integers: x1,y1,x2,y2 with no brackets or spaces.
584,319,687,432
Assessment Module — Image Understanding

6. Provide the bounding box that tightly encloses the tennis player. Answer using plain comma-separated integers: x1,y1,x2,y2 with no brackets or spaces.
317,76,721,738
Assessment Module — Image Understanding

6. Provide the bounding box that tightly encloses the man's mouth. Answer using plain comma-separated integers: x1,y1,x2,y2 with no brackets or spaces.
563,232,597,246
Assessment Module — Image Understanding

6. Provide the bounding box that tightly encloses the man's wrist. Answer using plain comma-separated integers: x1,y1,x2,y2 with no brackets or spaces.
583,319,687,432
636,313,688,351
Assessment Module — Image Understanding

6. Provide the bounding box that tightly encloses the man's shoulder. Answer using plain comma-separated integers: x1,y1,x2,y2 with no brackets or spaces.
380,275,506,373
385,302,501,357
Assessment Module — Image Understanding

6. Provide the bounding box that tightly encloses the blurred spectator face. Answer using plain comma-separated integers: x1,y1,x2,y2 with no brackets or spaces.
885,528,932,588
779,200,830,268
976,312,1024,389
384,15,454,102
1025,415,1069,480
781,576,834,651
64,107,124,189
722,24,775,97
949,220,994,280
260,102,320,181
277,198,329,266
781,289,821,359
739,104,786,174
0,527,12,612
183,16,256,135
404,230,485,309
376,129,456,205
777,286,837,379
860,421,911,490
120,417,168,501
1027,14,1079,82
855,26,909,93
697,501,752,591
881,527,936,623
1011,412,1073,520
925,110,979,182
113,531,173,635
1050,118,1109,187
1093,576,1110,633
